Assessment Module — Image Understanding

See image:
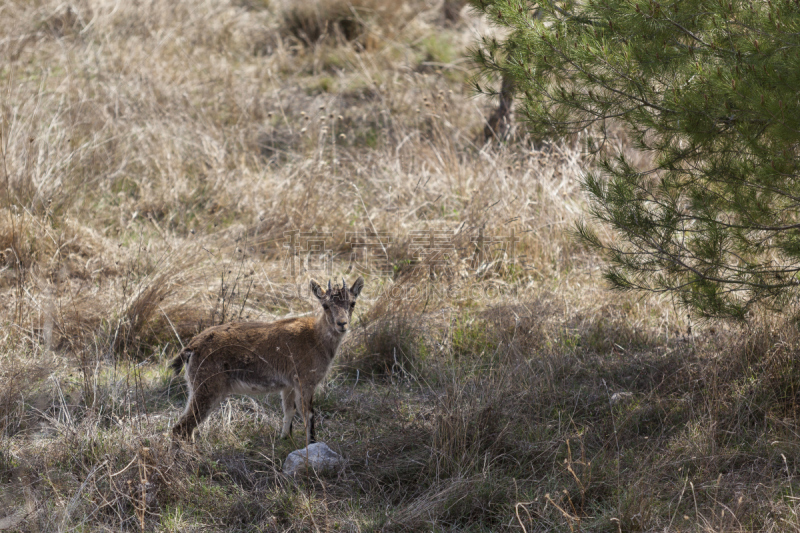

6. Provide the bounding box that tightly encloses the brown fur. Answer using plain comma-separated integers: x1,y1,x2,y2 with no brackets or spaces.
171,277,364,443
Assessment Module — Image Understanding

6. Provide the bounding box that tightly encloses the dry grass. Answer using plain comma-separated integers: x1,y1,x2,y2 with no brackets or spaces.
2,0,800,531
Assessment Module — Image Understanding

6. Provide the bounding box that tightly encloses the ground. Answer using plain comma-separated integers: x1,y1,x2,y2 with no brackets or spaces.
2,0,800,531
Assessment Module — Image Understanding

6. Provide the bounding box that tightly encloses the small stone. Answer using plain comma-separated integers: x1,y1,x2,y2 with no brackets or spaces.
0,509,27,530
283,442,344,476
610,392,633,405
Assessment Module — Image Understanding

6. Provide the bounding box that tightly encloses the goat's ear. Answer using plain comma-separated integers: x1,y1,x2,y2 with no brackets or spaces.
350,276,364,298
310,279,325,300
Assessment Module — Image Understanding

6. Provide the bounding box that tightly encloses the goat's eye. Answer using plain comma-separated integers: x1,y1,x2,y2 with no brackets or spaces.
322,304,329,310
350,303,356,309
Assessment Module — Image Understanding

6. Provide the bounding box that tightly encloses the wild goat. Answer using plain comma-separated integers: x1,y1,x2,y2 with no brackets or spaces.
170,277,364,443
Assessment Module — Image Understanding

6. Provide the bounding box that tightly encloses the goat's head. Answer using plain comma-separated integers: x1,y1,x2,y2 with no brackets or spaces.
310,276,364,334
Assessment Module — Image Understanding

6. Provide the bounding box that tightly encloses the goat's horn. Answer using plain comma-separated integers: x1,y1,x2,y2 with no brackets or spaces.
327,279,331,293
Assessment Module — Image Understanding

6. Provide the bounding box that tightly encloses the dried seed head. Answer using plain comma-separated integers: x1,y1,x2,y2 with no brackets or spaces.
319,105,325,110
301,127,307,133
338,115,343,120
339,133,346,139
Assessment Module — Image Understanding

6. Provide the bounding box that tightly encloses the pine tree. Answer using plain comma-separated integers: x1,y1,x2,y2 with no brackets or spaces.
470,0,800,319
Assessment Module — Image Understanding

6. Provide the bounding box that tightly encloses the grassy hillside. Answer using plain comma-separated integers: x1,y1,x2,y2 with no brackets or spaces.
2,0,800,531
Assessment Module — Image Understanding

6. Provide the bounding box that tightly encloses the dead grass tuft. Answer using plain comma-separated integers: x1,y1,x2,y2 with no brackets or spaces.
0,348,53,439
39,4,87,38
280,0,420,47
343,311,426,377
429,390,510,476
390,475,511,530
110,254,202,357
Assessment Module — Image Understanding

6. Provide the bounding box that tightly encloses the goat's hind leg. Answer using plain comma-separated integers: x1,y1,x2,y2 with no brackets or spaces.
172,384,223,441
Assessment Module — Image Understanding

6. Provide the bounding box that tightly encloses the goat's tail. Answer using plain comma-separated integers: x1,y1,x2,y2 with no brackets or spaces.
170,349,193,375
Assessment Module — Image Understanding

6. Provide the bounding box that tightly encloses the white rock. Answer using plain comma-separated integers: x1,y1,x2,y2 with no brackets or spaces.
283,442,343,476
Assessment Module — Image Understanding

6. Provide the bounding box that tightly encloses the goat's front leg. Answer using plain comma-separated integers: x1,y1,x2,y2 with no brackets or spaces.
300,387,316,444
280,387,296,439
